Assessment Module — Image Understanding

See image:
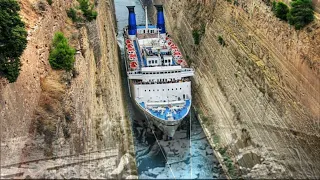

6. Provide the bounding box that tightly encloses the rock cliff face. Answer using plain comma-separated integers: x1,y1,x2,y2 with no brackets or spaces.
1,0,136,178
148,0,319,178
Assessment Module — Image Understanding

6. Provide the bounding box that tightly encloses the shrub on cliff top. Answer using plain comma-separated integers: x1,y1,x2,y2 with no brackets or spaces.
0,0,27,83
47,0,52,5
275,2,289,21
49,32,75,71
67,8,79,22
287,0,314,29
77,0,97,21
192,30,200,45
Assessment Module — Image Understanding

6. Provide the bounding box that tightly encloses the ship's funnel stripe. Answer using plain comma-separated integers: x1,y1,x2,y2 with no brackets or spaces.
155,5,166,34
127,6,137,35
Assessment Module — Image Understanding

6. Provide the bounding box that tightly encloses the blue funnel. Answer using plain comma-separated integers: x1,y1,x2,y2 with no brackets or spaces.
155,5,166,34
127,6,137,36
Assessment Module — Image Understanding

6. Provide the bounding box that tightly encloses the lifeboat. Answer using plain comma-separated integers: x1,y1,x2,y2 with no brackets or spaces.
130,61,138,69
170,44,176,48
129,54,137,60
171,47,178,53
177,59,183,64
180,60,188,67
126,44,133,48
171,46,178,49
174,51,181,55
126,39,132,44
168,41,172,46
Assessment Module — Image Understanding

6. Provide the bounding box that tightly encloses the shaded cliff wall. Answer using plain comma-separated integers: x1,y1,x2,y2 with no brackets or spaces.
0,0,136,176
148,0,319,178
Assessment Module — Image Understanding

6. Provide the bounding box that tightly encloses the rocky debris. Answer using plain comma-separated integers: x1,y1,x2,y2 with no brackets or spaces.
125,175,139,179
0,149,118,179
150,0,320,178
110,153,136,179
134,118,226,179
244,159,288,179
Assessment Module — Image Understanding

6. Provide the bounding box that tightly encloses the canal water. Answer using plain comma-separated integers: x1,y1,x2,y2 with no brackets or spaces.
115,0,225,178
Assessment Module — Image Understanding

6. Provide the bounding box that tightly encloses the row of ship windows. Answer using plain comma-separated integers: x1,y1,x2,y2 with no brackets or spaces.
141,71,180,74
148,59,171,64
144,88,182,92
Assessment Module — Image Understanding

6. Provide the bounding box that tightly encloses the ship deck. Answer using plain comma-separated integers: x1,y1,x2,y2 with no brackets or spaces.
139,100,191,121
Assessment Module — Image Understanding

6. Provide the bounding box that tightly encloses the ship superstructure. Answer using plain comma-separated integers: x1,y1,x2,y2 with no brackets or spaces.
124,5,194,137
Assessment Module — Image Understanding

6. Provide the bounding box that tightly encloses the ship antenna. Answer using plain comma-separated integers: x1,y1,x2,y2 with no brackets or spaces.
145,5,148,32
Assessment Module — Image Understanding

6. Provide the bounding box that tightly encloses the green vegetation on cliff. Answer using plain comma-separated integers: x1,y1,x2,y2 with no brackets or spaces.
192,24,206,45
287,0,314,29
67,8,79,22
49,32,75,71
218,36,226,46
275,2,289,21
67,0,98,23
78,0,98,21
272,0,314,29
0,0,27,83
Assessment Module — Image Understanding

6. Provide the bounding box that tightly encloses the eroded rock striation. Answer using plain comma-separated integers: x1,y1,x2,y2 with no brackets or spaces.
1,0,136,178
148,0,320,178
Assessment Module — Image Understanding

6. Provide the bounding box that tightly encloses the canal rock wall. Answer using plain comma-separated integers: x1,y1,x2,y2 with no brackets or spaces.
0,0,136,178
147,0,320,178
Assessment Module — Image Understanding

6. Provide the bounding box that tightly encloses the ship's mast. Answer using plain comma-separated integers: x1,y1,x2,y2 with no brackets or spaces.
145,5,148,32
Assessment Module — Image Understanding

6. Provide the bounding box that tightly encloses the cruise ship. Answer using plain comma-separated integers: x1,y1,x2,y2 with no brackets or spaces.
124,5,194,137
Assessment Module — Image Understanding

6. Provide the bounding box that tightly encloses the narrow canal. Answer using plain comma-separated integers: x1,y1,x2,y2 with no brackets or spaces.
115,0,225,178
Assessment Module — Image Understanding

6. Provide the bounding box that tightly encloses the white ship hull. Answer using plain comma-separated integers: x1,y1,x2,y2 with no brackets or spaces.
129,82,190,137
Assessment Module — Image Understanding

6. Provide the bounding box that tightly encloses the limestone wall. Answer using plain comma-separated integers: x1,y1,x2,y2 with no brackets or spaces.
149,0,320,178
0,0,136,177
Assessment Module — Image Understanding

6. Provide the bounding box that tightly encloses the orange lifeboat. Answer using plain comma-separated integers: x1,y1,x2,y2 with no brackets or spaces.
127,44,133,48
180,60,188,67
130,61,138,69
129,54,137,60
174,51,181,55
171,45,177,49
177,59,183,64
126,39,132,44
